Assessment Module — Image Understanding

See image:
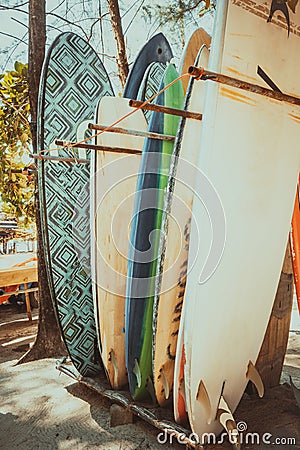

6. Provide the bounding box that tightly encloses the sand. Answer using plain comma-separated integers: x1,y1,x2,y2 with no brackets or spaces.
0,306,299,450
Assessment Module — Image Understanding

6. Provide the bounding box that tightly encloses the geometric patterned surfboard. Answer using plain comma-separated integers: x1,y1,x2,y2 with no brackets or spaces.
37,32,113,376
123,33,173,100
137,62,166,123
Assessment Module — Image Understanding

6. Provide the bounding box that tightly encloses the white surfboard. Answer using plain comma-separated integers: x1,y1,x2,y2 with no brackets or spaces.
91,97,147,389
183,0,300,441
153,44,210,409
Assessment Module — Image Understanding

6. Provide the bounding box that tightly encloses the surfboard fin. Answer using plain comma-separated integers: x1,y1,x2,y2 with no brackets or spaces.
160,368,170,400
246,361,264,398
178,378,186,404
133,358,142,388
146,376,157,404
196,380,212,424
109,349,119,387
217,396,240,449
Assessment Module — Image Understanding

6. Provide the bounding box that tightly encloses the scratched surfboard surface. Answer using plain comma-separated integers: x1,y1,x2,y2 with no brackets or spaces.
182,0,300,440
123,33,173,100
125,64,184,402
37,32,113,376
153,39,210,410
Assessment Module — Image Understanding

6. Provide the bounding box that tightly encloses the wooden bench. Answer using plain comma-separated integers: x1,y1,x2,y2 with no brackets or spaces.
0,264,38,321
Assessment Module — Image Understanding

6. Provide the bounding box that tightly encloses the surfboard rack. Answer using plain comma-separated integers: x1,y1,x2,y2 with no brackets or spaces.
29,153,89,164
55,140,142,155
11,168,36,175
188,66,300,107
55,359,205,449
128,99,203,121
88,123,175,142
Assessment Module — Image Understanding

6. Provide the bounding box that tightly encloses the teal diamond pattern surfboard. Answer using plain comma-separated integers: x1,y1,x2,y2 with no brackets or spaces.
37,32,113,376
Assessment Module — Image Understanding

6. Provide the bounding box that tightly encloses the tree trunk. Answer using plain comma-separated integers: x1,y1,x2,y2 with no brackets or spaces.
17,0,66,364
107,0,129,88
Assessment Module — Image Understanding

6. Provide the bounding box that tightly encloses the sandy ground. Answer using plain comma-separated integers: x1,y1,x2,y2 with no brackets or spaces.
0,303,299,450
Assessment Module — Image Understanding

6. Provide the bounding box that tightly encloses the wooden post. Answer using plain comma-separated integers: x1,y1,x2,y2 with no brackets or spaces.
24,282,32,322
254,243,294,390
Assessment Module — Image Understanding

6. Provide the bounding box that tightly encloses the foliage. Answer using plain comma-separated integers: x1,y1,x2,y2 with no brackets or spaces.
0,61,35,226
142,0,215,41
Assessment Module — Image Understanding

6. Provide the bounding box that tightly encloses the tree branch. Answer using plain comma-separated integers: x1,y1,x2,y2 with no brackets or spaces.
87,13,109,43
98,0,105,61
0,31,27,44
11,16,29,29
48,0,65,14
0,5,28,13
47,12,89,39
3,31,28,71
124,0,146,34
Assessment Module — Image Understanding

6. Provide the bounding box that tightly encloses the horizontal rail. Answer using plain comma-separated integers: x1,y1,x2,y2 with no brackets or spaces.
88,123,175,142
29,153,88,164
55,140,142,155
129,99,203,121
188,66,300,107
11,168,36,174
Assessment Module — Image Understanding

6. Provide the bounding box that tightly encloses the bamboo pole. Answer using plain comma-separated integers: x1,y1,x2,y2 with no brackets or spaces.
129,100,203,120
29,153,88,164
55,140,142,155
88,123,175,142
188,66,300,107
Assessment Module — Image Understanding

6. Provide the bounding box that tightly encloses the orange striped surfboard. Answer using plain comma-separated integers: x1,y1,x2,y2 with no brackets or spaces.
291,175,300,313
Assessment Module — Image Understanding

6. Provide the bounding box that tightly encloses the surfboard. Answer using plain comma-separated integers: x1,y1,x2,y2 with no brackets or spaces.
179,28,211,94
90,51,168,388
123,33,173,100
37,32,113,376
291,175,300,313
182,0,300,440
91,97,147,389
126,64,184,402
137,62,166,123
153,37,210,409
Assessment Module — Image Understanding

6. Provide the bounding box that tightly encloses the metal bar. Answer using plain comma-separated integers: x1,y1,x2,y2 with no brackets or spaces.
55,140,142,155
129,99,203,121
188,66,300,107
88,123,175,142
0,287,39,297
29,153,88,164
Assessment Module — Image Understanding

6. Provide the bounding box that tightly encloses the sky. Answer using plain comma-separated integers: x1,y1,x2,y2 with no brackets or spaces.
0,0,214,92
